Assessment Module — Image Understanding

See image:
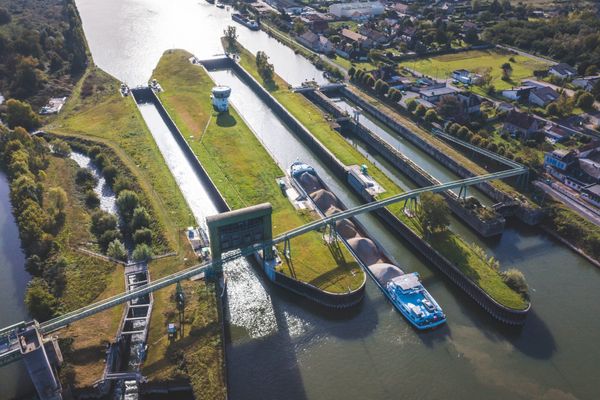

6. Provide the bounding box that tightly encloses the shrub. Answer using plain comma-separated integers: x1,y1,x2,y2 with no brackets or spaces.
107,239,127,261
131,206,151,231
51,139,71,157
112,175,132,194
93,153,109,171
75,168,97,190
132,243,153,262
133,228,152,245
502,268,529,299
102,165,118,187
98,229,122,252
90,210,118,236
406,99,418,112
424,109,438,123
116,190,139,221
88,145,102,158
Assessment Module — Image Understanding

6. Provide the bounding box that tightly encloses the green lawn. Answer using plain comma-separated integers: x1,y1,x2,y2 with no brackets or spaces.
400,49,551,91
152,49,364,293
228,40,528,310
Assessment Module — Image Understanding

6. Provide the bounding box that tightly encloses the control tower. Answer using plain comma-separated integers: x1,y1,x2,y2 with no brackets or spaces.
211,86,231,112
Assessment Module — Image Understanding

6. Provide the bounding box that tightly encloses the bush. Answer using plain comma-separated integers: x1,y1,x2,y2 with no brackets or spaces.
112,175,132,194
132,243,153,262
406,99,418,112
75,168,97,190
90,210,118,236
502,268,529,299
424,109,438,123
102,165,118,187
98,229,122,252
133,228,152,245
84,190,100,208
5,99,40,131
93,153,109,171
576,92,594,110
88,145,102,158
107,239,127,261
51,139,71,157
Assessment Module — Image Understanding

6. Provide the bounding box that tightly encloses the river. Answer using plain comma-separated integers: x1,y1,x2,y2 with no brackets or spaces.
4,0,597,398
0,172,33,399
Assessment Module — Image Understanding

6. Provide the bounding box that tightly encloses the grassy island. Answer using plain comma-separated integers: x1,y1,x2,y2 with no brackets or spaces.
222,39,528,310
152,49,364,293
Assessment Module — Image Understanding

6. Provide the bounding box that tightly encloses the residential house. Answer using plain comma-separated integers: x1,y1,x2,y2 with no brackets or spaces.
297,31,333,54
572,76,600,92
549,63,577,80
300,14,329,33
501,86,534,101
265,0,303,14
528,86,560,107
329,2,384,19
419,85,460,103
462,21,478,32
502,110,540,140
358,27,388,46
340,28,371,48
544,125,571,143
457,93,482,115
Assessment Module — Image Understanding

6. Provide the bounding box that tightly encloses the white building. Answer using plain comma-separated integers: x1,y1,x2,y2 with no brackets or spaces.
329,2,384,19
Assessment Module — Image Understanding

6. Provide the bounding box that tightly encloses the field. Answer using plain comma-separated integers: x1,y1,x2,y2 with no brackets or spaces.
400,49,551,91
227,39,528,310
152,49,364,293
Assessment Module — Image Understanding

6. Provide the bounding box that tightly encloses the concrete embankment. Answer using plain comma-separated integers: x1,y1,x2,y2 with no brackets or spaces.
218,57,529,323
305,90,505,237
336,87,542,225
131,83,364,309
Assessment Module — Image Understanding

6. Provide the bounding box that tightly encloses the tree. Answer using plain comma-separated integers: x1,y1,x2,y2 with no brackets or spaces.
116,190,140,221
132,243,153,262
501,62,513,81
98,229,122,252
223,25,238,42
406,99,418,112
102,165,118,187
46,187,67,222
293,18,306,35
576,92,594,110
256,51,274,83
437,95,463,118
0,7,10,25
85,190,100,208
388,88,402,102
107,239,127,262
348,66,356,78
424,109,439,123
131,206,151,231
464,27,479,44
90,210,118,236
25,278,58,321
12,56,44,99
415,104,427,117
5,99,40,130
546,102,560,116
112,175,132,194
75,168,97,190
420,192,450,233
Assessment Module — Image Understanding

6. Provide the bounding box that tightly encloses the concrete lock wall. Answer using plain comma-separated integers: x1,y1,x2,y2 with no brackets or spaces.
222,62,529,323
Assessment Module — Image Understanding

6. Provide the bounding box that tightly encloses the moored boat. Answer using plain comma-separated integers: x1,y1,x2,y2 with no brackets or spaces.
231,12,260,30
289,160,446,330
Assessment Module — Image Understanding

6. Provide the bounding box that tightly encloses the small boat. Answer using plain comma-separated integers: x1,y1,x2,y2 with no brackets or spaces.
216,2,225,8
231,12,260,30
119,83,129,97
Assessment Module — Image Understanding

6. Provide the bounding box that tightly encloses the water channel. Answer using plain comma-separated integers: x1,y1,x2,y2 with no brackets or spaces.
2,0,599,398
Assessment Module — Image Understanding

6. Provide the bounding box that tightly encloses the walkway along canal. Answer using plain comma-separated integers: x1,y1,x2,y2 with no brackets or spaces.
23,0,600,398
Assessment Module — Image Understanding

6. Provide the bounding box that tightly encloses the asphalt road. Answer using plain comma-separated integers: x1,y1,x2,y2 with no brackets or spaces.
534,180,600,226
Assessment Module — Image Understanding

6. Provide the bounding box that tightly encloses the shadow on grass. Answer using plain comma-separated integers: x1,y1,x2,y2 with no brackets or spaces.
215,112,237,127
428,230,478,280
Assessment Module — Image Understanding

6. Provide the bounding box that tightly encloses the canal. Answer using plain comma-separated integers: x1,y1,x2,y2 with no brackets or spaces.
0,0,594,398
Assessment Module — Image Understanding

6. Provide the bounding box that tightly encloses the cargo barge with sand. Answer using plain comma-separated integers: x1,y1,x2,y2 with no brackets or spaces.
288,161,446,329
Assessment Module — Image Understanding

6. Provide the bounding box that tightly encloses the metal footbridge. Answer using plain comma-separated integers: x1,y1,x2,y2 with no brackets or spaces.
0,130,527,366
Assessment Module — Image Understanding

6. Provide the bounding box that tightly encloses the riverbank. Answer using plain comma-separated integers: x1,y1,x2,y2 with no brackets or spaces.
45,65,226,398
152,49,364,293
222,38,528,311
